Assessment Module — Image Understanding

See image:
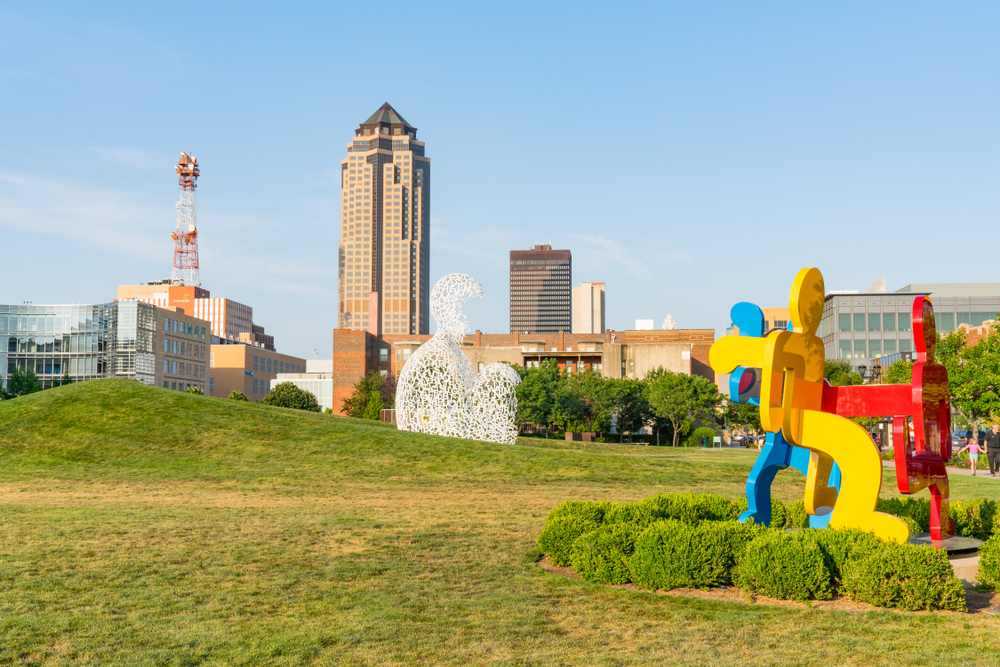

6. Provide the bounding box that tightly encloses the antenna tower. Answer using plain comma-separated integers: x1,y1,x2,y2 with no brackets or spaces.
171,152,201,286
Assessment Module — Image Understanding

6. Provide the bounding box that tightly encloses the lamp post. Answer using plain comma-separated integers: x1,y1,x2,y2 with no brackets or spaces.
857,360,884,449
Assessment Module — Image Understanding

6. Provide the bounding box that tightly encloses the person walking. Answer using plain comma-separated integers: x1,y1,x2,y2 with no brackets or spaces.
957,438,984,476
986,424,1000,477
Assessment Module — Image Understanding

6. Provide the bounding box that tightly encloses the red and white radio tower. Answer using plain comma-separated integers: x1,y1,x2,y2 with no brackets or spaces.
171,152,201,286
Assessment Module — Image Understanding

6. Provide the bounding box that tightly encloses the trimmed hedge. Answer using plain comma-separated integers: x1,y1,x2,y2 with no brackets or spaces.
571,523,641,584
685,426,718,447
538,491,970,612
631,519,760,590
537,501,609,566
841,541,967,611
978,534,1000,590
736,531,833,601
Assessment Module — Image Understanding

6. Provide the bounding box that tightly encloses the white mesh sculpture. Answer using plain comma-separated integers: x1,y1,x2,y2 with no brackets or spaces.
395,273,521,444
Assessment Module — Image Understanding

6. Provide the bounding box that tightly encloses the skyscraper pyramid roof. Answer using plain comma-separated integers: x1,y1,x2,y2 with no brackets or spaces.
363,102,411,127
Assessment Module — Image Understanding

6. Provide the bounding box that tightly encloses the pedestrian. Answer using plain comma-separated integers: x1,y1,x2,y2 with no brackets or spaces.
957,439,984,476
986,424,1000,477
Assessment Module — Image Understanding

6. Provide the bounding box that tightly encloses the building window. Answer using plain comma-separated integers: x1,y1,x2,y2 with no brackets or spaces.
267,358,272,373
884,339,897,355
478,362,485,373
253,378,259,394
854,339,867,359
379,348,388,362
164,338,169,352
899,313,912,332
254,355,259,371
900,339,912,353
839,340,852,359
163,359,169,373
853,313,866,332
868,314,881,332
869,339,882,358
209,376,214,393
171,361,177,374
883,313,896,331
163,380,169,389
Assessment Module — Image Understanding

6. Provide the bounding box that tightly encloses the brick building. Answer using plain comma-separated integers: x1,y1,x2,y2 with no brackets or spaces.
327,326,714,415
209,344,307,402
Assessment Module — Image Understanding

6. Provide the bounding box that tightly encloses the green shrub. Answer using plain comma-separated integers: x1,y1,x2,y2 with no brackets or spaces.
841,542,966,612
978,535,1000,591
950,498,997,541
537,501,609,566
768,497,790,529
631,520,759,590
736,531,833,601
570,523,641,584
262,382,321,412
810,528,884,587
636,493,741,525
786,500,810,529
876,497,930,533
184,386,203,395
228,390,249,401
685,426,717,447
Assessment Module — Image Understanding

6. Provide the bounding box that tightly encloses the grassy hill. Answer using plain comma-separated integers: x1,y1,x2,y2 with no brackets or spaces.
1,379,998,666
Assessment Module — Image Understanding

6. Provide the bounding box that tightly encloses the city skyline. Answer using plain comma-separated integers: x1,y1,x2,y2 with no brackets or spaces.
1,4,998,359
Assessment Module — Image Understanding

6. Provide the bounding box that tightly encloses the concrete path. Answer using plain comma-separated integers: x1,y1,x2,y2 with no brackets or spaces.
882,459,998,478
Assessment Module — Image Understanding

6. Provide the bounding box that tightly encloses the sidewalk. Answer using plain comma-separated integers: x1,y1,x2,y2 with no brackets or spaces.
882,459,998,479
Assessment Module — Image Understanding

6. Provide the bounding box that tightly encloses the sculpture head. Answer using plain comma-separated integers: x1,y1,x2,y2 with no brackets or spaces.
912,296,936,364
431,273,484,340
789,267,824,336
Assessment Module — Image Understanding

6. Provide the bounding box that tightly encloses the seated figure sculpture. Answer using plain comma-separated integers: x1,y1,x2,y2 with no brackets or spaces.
711,268,910,543
395,273,521,445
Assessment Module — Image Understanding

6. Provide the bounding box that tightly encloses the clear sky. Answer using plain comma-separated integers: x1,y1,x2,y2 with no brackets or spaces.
1,2,997,358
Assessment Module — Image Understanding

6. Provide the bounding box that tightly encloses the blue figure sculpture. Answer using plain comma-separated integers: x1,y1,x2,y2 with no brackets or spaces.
728,302,840,528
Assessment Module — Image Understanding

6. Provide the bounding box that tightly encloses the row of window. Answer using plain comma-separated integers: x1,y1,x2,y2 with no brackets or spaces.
836,338,912,360
253,355,303,374
164,317,206,339
830,312,912,334
163,359,205,378
163,380,203,392
163,338,206,358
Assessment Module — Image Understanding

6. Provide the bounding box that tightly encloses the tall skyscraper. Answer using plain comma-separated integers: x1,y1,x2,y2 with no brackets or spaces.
338,103,431,335
572,282,605,334
509,244,572,333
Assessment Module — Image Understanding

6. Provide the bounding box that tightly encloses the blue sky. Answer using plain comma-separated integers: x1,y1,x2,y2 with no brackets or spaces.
1,2,997,358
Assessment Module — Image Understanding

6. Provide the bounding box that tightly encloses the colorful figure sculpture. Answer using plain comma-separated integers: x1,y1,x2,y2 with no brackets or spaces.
820,296,954,543
711,268,910,543
728,302,840,528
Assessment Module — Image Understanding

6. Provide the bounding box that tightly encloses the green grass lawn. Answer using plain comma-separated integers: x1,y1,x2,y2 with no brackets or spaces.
1,379,999,666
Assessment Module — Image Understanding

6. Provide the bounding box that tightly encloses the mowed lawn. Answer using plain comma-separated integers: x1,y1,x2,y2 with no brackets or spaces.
1,380,999,666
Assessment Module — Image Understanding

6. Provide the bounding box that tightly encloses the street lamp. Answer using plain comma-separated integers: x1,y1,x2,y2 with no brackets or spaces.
857,360,884,449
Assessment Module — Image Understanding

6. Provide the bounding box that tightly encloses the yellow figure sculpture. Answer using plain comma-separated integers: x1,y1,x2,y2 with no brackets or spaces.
710,268,909,543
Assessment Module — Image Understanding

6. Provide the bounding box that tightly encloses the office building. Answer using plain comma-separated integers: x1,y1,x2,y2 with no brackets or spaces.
510,244,571,333
1,301,210,393
209,344,307,402
572,282,605,334
822,283,1000,370
117,281,274,351
274,360,334,412
338,103,431,336
725,307,790,336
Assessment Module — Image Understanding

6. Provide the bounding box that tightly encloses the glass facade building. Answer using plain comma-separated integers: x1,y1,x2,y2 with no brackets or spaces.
2,301,209,392
822,284,1000,370
510,245,572,334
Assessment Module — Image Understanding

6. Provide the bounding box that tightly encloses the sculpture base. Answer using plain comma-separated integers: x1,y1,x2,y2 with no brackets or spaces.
907,532,983,556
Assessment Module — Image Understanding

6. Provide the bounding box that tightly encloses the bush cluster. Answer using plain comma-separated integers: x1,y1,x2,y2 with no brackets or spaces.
684,426,718,448
537,492,968,612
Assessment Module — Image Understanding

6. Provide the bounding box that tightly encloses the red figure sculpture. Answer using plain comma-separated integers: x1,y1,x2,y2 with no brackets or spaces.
821,296,954,544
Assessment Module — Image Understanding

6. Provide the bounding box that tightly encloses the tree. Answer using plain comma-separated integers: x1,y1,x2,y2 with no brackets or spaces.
4,366,42,399
341,371,394,419
60,373,72,387
722,397,761,436
262,382,321,412
515,360,562,434
229,390,249,401
362,390,384,420
883,360,913,385
824,359,863,387
551,371,613,435
644,368,721,447
610,378,649,443
942,329,1000,437
185,386,204,395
